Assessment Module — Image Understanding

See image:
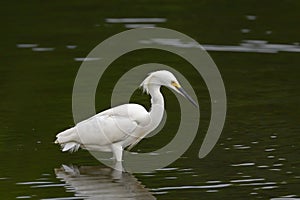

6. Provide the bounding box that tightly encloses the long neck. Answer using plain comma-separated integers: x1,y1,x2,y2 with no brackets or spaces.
148,85,164,132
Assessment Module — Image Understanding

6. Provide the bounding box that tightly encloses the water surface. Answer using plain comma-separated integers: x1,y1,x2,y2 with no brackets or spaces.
0,0,299,199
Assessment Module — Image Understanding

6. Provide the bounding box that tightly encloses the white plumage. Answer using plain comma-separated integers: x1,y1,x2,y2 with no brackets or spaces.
55,70,197,161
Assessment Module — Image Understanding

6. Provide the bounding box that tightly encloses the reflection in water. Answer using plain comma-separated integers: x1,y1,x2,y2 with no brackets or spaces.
66,45,77,49
74,57,102,62
32,47,55,52
105,18,167,23
125,24,156,29
245,15,257,20
105,18,167,29
139,38,300,53
16,43,38,48
54,164,156,200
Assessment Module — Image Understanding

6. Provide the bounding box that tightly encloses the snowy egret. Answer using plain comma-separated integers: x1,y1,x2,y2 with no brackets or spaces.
55,70,198,161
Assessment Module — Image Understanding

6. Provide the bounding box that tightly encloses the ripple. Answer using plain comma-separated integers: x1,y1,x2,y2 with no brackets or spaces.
164,177,178,180
141,174,155,177
241,29,251,33
257,165,269,169
125,24,156,29
269,168,282,172
230,178,265,183
105,18,167,23
231,162,255,167
151,183,232,191
246,15,257,20
139,38,300,53
268,155,275,159
261,185,278,190
42,197,85,200
17,181,53,185
156,167,178,171
271,135,277,139
16,180,66,189
16,196,31,199
206,190,218,193
66,45,77,49
239,182,277,187
31,183,66,188
32,47,55,52
265,148,276,152
106,18,166,29
206,180,222,184
241,175,251,178
148,152,159,156
152,191,168,195
266,30,273,35
233,144,251,150
273,163,283,167
178,168,193,172
17,44,38,48
74,57,101,62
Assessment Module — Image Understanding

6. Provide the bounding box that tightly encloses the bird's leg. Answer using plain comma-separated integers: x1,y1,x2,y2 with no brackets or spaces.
111,143,123,162
111,161,124,179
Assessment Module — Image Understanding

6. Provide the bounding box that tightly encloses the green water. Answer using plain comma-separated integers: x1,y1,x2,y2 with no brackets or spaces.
1,0,299,199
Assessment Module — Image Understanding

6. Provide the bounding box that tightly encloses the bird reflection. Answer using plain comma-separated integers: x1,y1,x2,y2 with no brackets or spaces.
55,163,156,200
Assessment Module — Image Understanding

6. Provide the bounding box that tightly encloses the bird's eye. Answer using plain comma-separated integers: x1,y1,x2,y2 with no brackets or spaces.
171,81,179,88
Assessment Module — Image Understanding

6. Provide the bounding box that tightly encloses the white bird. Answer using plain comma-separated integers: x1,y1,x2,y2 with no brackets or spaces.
55,70,198,161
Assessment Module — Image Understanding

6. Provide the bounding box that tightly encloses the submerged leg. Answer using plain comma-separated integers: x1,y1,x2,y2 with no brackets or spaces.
111,161,124,179
111,143,123,161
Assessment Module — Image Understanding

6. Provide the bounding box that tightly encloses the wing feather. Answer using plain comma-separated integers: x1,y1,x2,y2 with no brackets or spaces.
56,103,150,151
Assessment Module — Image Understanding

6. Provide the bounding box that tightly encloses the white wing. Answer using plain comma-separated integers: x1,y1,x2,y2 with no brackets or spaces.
55,104,150,151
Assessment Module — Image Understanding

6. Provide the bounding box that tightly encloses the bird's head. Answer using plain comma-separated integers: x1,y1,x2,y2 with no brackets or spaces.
140,70,198,107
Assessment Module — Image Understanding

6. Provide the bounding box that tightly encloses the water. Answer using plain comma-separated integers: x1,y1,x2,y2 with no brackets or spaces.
1,0,300,199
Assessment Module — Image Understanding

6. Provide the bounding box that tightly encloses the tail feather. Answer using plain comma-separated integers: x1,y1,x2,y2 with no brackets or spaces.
55,127,80,153
62,142,80,152
56,128,77,143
